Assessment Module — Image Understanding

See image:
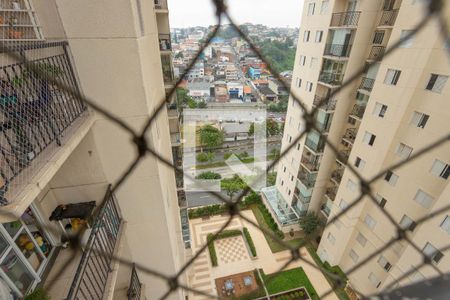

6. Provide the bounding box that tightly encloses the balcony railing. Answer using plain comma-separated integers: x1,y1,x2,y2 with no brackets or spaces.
301,155,320,172
154,0,168,10
159,34,172,51
324,43,352,58
319,71,344,86
325,186,338,201
359,77,375,92
305,135,325,153
350,103,366,119
379,9,399,26
127,264,142,300
330,11,361,27
298,169,317,188
368,46,385,61
294,188,312,204
67,186,123,299
0,41,87,204
343,128,357,144
336,149,351,164
313,95,337,111
321,203,331,217
331,168,344,183
315,118,332,133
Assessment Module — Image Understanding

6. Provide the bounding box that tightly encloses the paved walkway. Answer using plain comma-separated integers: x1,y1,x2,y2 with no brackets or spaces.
187,210,339,300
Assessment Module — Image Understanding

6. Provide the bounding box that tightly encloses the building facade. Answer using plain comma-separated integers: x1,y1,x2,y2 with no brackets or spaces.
0,0,185,299
275,0,450,295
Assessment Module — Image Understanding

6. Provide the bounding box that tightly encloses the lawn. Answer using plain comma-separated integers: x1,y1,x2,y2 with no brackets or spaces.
250,204,304,253
261,268,319,300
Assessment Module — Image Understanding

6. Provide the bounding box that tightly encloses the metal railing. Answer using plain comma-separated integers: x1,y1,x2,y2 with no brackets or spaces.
368,46,385,61
343,128,357,144
313,95,337,111
301,155,320,172
379,9,399,26
294,188,311,204
159,34,172,51
350,103,366,119
0,42,87,205
325,186,338,201
127,264,142,300
324,43,352,58
358,77,375,92
297,168,317,188
318,71,344,86
330,11,361,27
331,168,344,184
336,149,351,164
154,0,168,10
67,185,123,299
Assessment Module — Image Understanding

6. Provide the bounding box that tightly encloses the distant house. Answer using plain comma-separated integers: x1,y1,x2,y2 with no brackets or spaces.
225,64,238,81
259,86,278,102
226,82,244,99
268,78,289,96
187,78,212,98
214,81,229,102
220,122,251,141
248,66,261,79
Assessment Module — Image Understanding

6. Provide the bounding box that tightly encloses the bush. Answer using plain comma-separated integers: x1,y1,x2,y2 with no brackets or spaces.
224,152,232,159
196,152,214,163
24,288,50,300
257,203,285,239
195,171,221,180
207,233,218,266
188,204,227,219
243,227,257,257
239,151,249,158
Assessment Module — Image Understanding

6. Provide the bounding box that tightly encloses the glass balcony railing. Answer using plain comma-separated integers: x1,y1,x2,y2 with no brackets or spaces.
319,71,344,86
324,43,352,58
294,188,312,204
379,9,399,26
330,11,361,27
297,167,317,188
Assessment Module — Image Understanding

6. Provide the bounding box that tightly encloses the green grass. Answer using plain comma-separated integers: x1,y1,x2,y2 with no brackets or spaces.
260,268,319,300
306,244,350,300
250,204,304,253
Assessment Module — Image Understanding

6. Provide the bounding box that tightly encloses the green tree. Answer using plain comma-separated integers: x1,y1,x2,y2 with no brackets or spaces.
196,151,214,163
267,172,277,186
269,148,280,160
299,213,322,237
248,123,254,136
175,52,184,59
197,100,207,108
221,175,246,201
266,119,279,136
196,171,221,180
199,125,224,148
187,98,197,108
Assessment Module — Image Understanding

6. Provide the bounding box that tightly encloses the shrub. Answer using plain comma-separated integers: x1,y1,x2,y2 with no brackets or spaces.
195,171,221,180
188,204,227,219
243,227,257,257
207,233,218,266
224,152,232,159
24,288,50,300
239,151,249,158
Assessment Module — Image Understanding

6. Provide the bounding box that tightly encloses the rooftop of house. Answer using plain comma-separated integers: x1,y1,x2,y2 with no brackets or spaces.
187,78,212,90
220,122,251,134
259,86,277,96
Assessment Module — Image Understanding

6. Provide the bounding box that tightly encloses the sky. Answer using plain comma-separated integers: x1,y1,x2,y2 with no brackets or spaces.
168,0,304,28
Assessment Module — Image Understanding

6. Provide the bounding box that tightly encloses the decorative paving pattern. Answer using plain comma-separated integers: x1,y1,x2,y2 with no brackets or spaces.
215,236,249,264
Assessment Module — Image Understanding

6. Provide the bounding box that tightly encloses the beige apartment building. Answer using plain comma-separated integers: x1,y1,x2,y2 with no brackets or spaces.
0,0,185,299
274,0,450,295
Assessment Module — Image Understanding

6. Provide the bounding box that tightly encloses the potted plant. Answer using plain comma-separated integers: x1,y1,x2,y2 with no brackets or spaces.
24,287,50,300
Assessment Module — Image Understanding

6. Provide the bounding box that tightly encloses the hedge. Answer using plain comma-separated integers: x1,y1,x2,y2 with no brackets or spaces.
243,227,257,257
257,203,284,239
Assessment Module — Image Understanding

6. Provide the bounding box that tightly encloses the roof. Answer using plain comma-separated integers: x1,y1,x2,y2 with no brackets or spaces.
220,122,251,134
243,86,252,94
253,79,268,85
259,86,277,96
187,79,211,90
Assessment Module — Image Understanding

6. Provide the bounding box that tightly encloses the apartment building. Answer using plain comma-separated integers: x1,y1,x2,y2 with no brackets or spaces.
0,0,185,299
274,0,450,295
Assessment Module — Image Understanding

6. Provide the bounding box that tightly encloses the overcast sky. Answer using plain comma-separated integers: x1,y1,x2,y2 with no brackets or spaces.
168,0,304,28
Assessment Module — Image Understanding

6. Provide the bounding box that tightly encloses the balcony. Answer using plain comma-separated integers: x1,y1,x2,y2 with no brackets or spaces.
127,264,143,300
324,43,352,58
343,128,357,144
331,167,344,184
0,42,88,206
154,0,168,11
66,186,123,299
297,167,317,189
294,188,312,204
301,153,320,172
313,95,337,111
336,149,351,165
159,34,172,51
161,59,174,84
367,46,385,61
305,134,326,153
330,11,361,27
379,9,399,27
321,199,333,217
0,3,44,41
325,185,338,201
358,77,375,92
318,71,344,86
349,103,366,119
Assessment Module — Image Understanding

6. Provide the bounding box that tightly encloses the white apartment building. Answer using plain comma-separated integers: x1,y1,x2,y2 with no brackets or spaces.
274,0,450,295
0,0,185,299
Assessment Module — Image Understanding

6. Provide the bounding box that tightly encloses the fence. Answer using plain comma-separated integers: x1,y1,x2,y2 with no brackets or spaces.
127,264,142,300
0,0,449,299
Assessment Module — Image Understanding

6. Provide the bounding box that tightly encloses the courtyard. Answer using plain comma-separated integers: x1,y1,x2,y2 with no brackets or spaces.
186,209,339,300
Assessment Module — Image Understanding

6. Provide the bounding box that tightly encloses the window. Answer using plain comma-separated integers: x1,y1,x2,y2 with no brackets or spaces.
356,232,367,247
306,81,313,92
378,256,392,271
363,131,376,146
396,143,413,159
347,179,357,191
384,170,399,186
327,232,336,245
355,157,365,170
430,159,450,179
310,57,318,69
283,166,286,172
400,215,417,231
373,102,387,117
410,111,429,128
320,0,330,14
368,273,381,288
426,74,448,93
291,175,294,181
315,30,323,42
375,194,387,208
413,189,434,209
384,69,401,85
349,249,359,263
364,214,376,230
289,136,292,143
288,189,291,196
339,199,348,210
297,143,301,150
423,242,444,264
373,30,385,44
307,2,315,15
303,30,311,42
281,180,284,186
299,55,306,66
399,30,414,48
296,77,302,87
440,216,450,235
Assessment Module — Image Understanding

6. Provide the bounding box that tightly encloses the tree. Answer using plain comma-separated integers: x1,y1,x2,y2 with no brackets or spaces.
196,171,221,180
187,98,197,108
267,172,277,186
248,123,254,136
221,175,246,201
196,151,214,163
175,52,184,59
266,119,279,136
270,148,280,160
299,213,322,237
197,100,207,108
199,125,224,148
